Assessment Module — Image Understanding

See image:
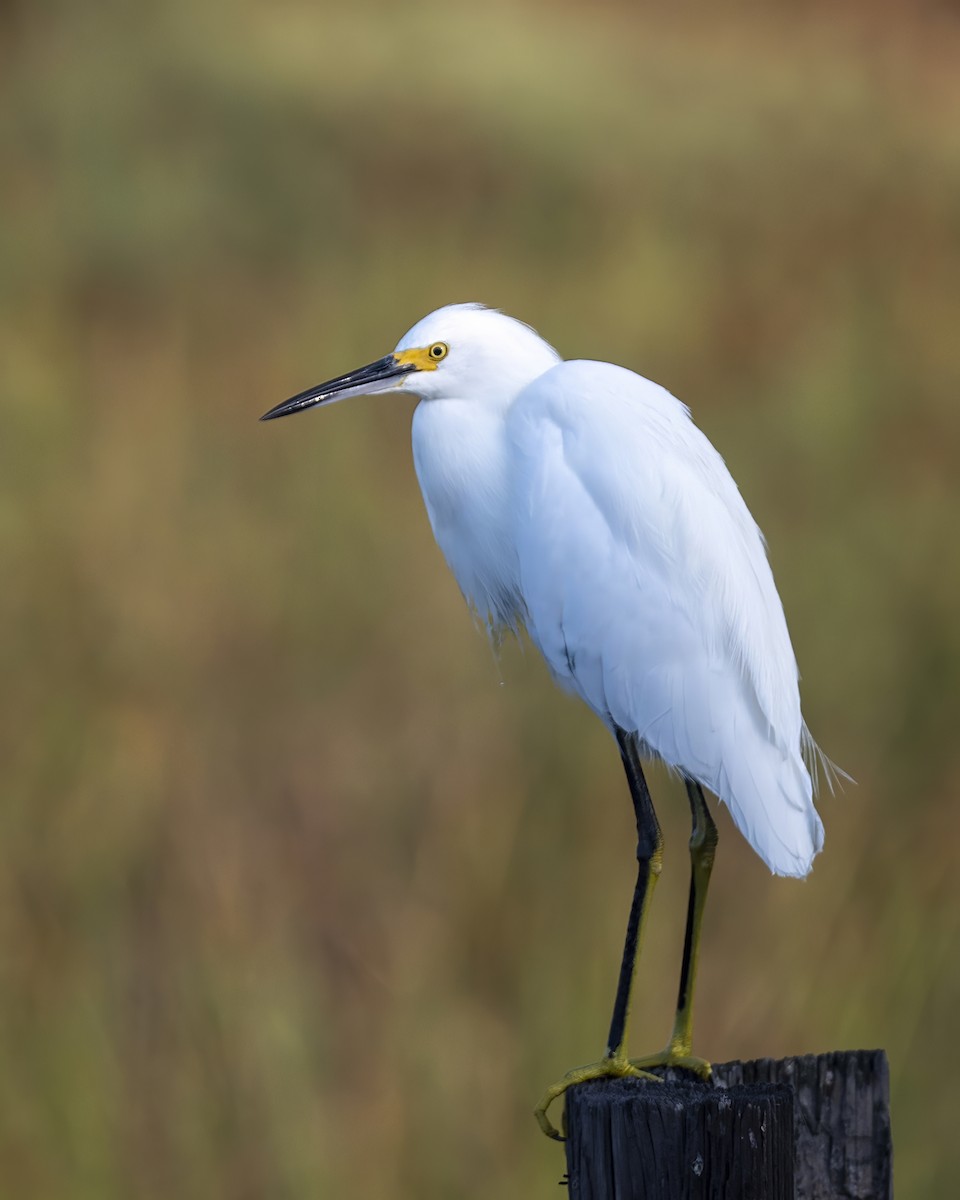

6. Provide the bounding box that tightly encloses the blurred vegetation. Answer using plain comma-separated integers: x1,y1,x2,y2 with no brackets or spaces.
2,0,959,1195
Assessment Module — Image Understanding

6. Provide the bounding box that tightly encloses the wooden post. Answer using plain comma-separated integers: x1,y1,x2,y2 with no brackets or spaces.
564,1075,794,1199
562,1050,892,1200
710,1051,893,1200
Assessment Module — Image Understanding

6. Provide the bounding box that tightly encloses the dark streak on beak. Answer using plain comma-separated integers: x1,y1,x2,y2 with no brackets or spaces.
260,355,415,421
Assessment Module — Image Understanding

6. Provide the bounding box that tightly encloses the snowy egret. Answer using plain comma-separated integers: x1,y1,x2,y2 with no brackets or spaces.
262,303,828,1141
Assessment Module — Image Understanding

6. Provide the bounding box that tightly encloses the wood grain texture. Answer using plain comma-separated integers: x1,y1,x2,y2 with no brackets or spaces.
562,1051,892,1200
564,1076,794,1199
707,1051,893,1199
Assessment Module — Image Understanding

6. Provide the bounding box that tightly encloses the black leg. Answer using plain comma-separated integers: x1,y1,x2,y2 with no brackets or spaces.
534,729,669,1140
605,729,663,1058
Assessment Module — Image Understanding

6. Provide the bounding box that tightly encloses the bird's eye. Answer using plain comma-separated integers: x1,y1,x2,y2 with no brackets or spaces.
429,342,448,361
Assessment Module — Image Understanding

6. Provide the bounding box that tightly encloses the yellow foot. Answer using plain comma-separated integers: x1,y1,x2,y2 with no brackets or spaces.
629,1046,712,1080
534,1056,661,1141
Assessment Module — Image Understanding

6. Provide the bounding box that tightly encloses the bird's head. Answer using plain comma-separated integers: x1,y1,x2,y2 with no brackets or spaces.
260,303,560,421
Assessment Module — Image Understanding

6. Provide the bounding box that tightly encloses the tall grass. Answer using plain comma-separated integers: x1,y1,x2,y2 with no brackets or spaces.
1,1,958,1195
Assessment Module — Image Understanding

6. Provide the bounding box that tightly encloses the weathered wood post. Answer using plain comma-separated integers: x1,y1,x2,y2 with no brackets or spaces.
564,1075,794,1199
563,1049,892,1199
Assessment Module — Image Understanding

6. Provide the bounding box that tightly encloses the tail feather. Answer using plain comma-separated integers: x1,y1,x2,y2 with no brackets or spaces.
715,747,823,878
801,722,854,797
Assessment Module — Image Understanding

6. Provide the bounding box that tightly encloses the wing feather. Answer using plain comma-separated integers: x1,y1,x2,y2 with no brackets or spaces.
507,360,823,876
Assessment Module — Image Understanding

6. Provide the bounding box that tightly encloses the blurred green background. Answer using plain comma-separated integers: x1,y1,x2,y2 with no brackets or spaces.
2,0,959,1195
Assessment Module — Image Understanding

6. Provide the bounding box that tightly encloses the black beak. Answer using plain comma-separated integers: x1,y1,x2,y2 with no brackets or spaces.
260,354,415,421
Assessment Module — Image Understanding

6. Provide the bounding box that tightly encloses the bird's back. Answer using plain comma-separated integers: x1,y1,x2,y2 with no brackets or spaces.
506,359,823,877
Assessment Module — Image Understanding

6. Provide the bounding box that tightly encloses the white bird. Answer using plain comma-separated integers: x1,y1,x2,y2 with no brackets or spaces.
262,303,828,1140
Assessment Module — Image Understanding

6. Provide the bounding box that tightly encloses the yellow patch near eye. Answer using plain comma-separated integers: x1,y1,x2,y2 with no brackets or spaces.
394,346,442,372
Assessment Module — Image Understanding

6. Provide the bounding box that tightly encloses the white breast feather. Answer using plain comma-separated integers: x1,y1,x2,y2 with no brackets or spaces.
412,398,523,630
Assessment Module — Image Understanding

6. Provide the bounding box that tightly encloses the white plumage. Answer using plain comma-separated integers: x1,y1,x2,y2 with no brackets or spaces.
263,300,832,1138
403,305,823,877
